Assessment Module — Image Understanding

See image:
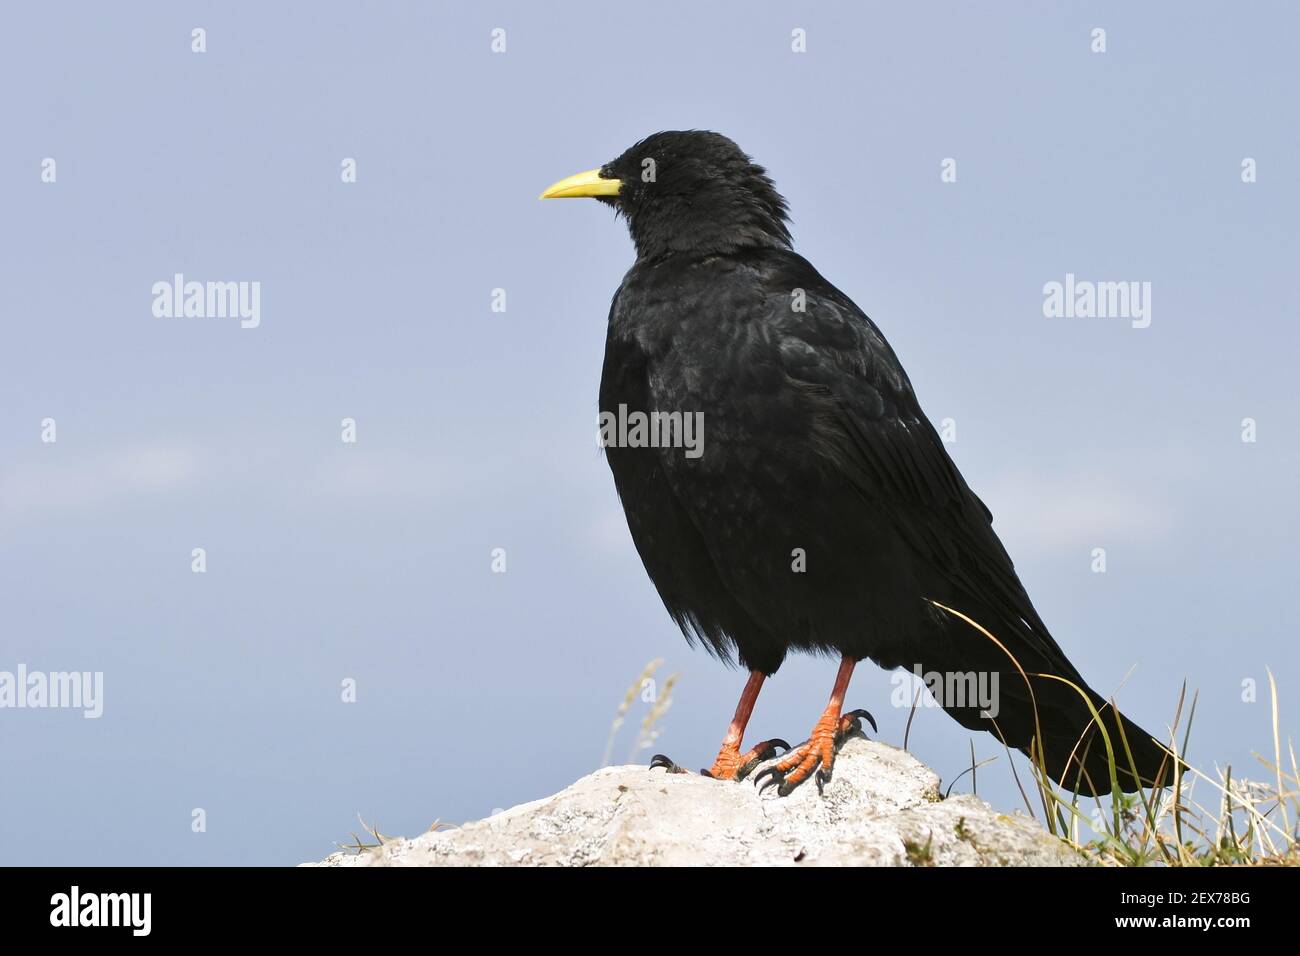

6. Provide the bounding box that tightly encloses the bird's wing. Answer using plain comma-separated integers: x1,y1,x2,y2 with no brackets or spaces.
749,252,1080,677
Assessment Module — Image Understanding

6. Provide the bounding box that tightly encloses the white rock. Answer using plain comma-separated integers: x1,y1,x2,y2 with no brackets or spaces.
304,738,1084,867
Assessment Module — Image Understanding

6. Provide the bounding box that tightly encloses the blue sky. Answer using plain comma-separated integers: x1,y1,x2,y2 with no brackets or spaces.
1,2,1296,865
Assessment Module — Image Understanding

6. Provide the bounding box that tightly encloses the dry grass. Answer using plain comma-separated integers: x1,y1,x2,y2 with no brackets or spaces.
933,600,1299,866
335,813,453,855
602,658,680,767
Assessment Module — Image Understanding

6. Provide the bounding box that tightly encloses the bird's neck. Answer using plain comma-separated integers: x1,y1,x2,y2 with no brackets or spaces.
626,199,792,262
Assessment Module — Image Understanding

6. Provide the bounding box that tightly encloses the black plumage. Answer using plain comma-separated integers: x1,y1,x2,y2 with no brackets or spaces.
549,131,1172,796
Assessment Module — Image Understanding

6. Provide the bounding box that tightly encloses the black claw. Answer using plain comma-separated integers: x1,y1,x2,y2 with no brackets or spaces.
649,754,688,774
755,765,783,793
816,766,833,795
777,772,807,797
844,708,878,734
760,760,829,797
748,738,791,765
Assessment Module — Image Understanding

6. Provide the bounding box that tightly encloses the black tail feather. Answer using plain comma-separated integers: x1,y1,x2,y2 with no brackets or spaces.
901,600,1180,796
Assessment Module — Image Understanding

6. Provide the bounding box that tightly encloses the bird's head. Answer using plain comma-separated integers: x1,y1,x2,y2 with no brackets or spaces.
540,130,792,261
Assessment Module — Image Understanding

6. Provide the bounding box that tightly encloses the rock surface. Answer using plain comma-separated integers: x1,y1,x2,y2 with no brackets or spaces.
306,737,1083,867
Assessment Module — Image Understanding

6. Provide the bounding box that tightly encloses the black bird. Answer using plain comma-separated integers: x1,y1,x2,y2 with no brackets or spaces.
542,131,1173,796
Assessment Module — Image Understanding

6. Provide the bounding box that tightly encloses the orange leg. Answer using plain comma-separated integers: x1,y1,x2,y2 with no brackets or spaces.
650,670,789,781
755,656,876,796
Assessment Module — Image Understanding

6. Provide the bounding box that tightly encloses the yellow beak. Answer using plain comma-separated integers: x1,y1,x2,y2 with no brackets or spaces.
539,167,622,200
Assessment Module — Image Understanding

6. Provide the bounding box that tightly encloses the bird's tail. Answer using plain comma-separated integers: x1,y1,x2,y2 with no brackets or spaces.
1013,681,1179,796
908,601,1180,796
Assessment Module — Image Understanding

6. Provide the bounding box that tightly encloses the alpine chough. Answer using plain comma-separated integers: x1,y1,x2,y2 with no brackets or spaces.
542,131,1174,797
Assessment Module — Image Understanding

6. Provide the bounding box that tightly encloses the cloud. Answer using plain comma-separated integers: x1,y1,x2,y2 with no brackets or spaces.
980,468,1174,554
586,507,632,553
0,442,201,526
0,436,516,528
309,451,447,500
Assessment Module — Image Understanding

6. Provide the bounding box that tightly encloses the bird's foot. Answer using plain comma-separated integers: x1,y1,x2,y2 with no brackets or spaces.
704,738,791,781
650,738,790,781
755,708,876,797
